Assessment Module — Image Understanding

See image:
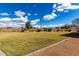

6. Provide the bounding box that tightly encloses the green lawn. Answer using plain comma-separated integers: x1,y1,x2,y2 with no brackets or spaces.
0,32,69,56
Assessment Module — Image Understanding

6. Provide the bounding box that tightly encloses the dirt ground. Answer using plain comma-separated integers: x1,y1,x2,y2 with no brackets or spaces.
27,38,79,56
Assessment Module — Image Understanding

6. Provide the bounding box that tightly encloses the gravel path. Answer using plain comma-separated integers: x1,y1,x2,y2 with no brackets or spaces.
27,38,79,56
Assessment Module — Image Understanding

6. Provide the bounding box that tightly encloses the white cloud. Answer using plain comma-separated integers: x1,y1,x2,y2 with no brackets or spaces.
62,3,71,7
33,25,40,28
14,10,28,23
52,9,56,12
51,13,57,17
34,13,38,15
12,18,20,21
0,22,25,28
40,23,65,28
64,10,69,12
57,23,64,26
53,4,57,8
56,3,79,12
43,13,57,20
48,3,79,21
40,25,53,28
18,16,28,23
66,5,79,10
6,23,23,28
56,5,67,11
0,23,6,28
1,12,9,16
14,10,25,17
27,13,31,16
6,16,28,23
0,16,29,28
43,14,55,20
0,18,12,22
0,10,29,28
31,19,40,25
57,8,64,11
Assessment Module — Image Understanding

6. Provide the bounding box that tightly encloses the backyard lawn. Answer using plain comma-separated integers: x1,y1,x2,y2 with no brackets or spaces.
0,32,69,56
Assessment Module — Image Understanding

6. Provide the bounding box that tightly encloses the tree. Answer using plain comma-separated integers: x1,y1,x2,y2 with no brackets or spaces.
36,28,41,32
25,22,32,29
47,28,52,32
72,18,79,32
60,25,72,29
72,18,79,28
20,27,25,32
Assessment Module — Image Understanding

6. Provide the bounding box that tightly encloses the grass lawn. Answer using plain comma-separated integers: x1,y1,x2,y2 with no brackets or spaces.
0,32,69,56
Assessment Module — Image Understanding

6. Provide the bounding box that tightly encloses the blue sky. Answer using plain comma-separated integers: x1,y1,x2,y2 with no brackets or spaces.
0,3,79,28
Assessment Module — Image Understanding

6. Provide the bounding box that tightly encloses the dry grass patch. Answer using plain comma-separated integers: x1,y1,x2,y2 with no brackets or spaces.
0,32,69,56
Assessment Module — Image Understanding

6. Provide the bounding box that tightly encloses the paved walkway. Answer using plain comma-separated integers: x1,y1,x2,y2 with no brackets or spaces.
27,38,79,56
0,50,6,56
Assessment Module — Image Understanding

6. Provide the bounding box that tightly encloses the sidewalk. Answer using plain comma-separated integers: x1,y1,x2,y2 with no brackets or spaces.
27,38,79,56
0,50,6,56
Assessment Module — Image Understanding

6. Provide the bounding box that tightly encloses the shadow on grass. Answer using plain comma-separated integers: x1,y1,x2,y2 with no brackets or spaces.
61,32,79,38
